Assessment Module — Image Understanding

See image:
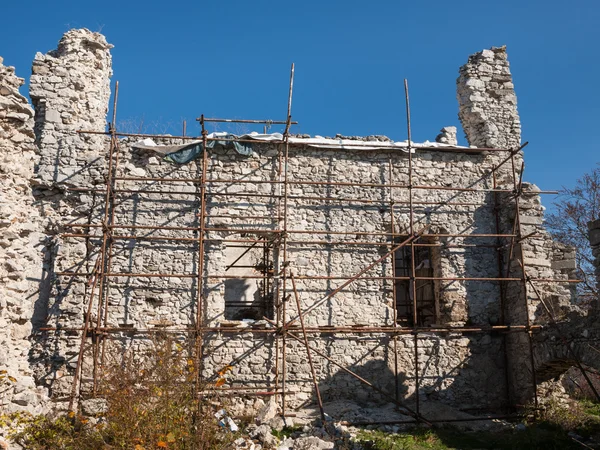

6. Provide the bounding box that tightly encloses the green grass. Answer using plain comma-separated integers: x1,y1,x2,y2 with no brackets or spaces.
581,399,600,417
354,424,589,450
355,428,448,450
271,424,304,440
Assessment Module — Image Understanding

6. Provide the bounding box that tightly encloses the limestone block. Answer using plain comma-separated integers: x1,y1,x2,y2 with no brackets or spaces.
45,109,61,123
551,259,577,270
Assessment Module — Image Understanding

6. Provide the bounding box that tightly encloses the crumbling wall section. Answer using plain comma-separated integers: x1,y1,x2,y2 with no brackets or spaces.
0,59,48,413
27,29,113,401
457,46,521,150
30,28,112,190
457,47,578,405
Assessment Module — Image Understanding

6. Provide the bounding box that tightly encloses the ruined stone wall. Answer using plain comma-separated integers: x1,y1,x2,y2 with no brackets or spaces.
0,59,48,413
0,31,584,417
30,28,112,189
457,46,521,150
457,46,578,405
24,29,113,404
44,136,510,411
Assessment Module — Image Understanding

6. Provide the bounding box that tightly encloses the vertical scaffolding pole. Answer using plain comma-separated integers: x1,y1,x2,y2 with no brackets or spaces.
69,259,101,410
280,63,295,417
99,82,123,376
404,79,420,417
195,115,209,387
492,170,512,408
93,81,120,395
389,158,400,401
510,156,538,409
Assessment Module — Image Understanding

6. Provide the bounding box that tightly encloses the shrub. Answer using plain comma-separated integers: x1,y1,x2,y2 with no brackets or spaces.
7,336,237,450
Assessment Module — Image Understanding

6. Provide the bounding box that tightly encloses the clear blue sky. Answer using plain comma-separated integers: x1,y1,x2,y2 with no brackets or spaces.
1,1,599,202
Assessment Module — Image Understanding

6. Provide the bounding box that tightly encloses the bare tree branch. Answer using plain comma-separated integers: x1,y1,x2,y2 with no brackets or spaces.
546,165,600,305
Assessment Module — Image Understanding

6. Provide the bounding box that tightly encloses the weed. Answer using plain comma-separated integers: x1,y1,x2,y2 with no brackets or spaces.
5,336,237,450
272,424,304,440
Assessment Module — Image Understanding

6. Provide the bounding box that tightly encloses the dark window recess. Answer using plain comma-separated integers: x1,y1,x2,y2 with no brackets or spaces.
223,260,274,321
395,239,437,326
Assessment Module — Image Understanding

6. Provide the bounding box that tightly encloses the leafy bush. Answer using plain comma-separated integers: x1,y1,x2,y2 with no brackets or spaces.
5,336,237,450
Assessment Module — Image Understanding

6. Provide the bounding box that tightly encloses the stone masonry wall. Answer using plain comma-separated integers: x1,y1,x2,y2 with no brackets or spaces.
457,46,521,150
457,46,578,405
0,32,585,418
0,59,49,413
60,139,508,411
26,29,113,404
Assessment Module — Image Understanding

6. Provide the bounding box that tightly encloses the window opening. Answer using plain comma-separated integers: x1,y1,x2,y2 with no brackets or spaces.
395,238,437,326
223,240,274,320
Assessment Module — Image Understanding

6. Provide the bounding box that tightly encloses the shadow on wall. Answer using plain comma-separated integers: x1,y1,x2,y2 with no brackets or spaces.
298,191,511,414
302,332,507,415
300,191,600,415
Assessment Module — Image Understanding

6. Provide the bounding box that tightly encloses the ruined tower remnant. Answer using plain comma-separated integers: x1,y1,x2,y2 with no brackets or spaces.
457,46,521,149
30,28,112,189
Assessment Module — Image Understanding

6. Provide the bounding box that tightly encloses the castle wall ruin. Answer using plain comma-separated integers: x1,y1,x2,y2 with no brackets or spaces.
0,30,590,419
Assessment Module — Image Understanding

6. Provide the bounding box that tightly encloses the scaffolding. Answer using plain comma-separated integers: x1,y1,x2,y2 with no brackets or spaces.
45,66,590,424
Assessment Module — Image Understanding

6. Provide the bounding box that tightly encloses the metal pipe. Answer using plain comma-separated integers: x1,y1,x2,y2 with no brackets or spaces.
389,157,400,401
91,80,120,395
85,176,558,195
195,114,209,387
67,187,502,207
62,227,519,238
99,81,123,386
197,118,298,125
510,157,538,409
404,79,421,418
68,259,101,411
55,271,579,283
58,233,503,248
39,324,544,334
491,169,512,408
290,273,326,422
280,62,295,418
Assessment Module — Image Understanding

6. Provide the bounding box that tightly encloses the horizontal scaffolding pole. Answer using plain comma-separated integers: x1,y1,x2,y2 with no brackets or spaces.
197,117,299,125
63,227,518,238
61,233,500,248
54,271,579,284
37,324,545,334
60,231,524,243
115,176,203,183
66,187,492,207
